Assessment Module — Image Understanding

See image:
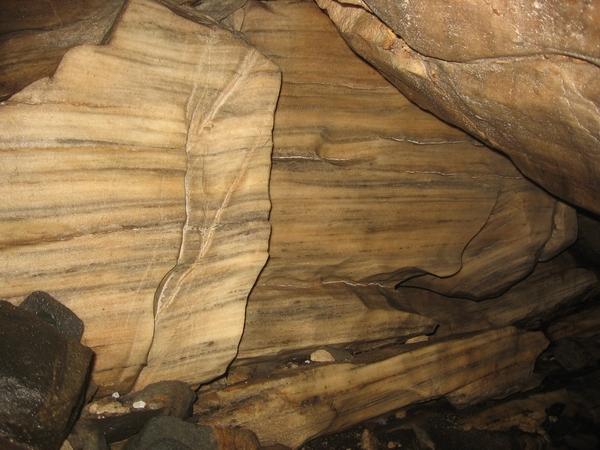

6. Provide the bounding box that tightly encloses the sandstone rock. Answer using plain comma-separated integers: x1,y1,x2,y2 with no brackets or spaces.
236,283,437,364
547,303,600,342
552,338,597,372
0,0,126,100
196,326,548,448
315,0,600,215
310,347,353,363
240,0,576,304
0,0,279,394
0,300,92,450
545,301,600,372
571,212,600,267
170,0,248,21
395,252,600,338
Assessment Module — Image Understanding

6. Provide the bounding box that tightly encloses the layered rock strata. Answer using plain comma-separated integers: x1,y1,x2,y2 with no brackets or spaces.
315,0,600,215
0,0,279,393
0,0,127,100
197,326,549,448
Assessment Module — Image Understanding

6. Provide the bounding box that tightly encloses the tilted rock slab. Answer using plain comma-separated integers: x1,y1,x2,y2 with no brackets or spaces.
316,0,600,215
0,0,279,393
196,326,549,448
396,252,600,337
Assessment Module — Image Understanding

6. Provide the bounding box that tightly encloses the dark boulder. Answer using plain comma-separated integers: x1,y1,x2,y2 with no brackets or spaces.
0,299,92,450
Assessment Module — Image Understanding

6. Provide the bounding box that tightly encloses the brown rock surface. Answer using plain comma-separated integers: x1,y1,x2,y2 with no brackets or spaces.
240,0,575,304
0,0,127,101
0,0,279,394
316,0,600,215
396,252,600,338
236,283,437,364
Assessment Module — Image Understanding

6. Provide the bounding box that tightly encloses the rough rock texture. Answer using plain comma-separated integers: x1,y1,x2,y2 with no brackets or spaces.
315,0,600,215
0,0,127,101
20,291,84,341
0,0,280,394
0,300,92,450
68,380,197,447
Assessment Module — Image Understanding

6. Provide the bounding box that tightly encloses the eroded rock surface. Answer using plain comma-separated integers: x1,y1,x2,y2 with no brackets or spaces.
240,0,575,302
316,0,600,215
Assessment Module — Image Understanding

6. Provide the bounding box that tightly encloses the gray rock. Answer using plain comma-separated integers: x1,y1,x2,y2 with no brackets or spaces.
0,300,92,450
121,380,197,420
124,416,216,450
68,380,196,446
19,291,84,341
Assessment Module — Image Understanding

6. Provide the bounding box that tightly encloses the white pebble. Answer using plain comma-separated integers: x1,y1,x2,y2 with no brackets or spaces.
132,400,146,409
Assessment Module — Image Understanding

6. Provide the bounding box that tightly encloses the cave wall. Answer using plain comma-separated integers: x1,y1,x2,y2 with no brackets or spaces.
1,0,600,447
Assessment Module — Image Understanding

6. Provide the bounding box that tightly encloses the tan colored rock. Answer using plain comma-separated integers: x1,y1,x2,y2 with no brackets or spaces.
316,0,600,215
359,0,600,65
0,0,127,100
241,0,575,300
236,283,436,364
0,0,279,394
396,252,600,338
196,327,548,448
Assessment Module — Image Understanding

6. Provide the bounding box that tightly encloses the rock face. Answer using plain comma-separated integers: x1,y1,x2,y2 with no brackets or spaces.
0,300,92,450
315,0,600,215
0,0,280,394
240,0,577,302
239,0,576,313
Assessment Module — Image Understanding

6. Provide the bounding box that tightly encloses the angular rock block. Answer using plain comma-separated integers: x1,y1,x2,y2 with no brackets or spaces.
315,0,600,215
0,0,280,393
20,291,84,341
0,300,92,450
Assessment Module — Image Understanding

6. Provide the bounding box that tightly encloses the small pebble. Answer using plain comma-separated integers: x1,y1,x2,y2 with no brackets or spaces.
405,335,429,344
132,400,147,409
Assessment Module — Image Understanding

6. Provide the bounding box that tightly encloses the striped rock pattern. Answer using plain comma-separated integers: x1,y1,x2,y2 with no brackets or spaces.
0,0,280,394
315,0,600,215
